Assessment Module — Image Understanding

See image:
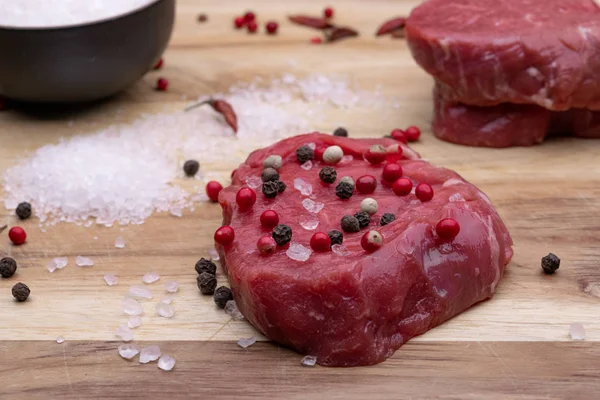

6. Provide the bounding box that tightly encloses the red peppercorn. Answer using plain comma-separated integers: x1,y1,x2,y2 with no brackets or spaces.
324,7,334,19
8,226,27,246
236,187,257,209
153,58,163,70
266,21,278,34
310,37,322,44
391,129,407,143
382,163,403,182
364,145,387,165
206,181,223,202
415,183,434,202
214,226,235,246
234,16,245,29
257,235,277,255
156,77,168,91
247,20,258,33
392,178,412,196
436,218,460,240
405,126,421,142
361,230,383,253
260,210,280,229
310,232,331,252
244,11,256,22
356,175,377,194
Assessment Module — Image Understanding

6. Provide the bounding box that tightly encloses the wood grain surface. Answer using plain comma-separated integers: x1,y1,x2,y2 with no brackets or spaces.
1,0,599,398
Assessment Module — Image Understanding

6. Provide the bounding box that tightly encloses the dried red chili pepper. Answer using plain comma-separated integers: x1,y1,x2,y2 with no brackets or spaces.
186,99,238,133
326,27,359,43
288,15,333,30
375,17,406,36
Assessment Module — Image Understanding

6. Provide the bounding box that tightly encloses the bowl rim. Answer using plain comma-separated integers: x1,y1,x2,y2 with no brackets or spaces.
0,0,165,31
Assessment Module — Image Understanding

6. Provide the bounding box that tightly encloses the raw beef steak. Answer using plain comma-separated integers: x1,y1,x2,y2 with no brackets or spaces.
406,0,600,111
217,133,513,366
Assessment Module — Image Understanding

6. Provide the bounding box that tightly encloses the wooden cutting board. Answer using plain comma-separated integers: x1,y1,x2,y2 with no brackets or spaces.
1,1,599,398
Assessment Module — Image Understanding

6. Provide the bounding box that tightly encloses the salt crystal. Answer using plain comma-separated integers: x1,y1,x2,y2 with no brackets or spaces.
301,355,317,367
127,285,153,299
118,344,140,360
75,256,94,267
143,272,160,284
160,296,174,304
449,193,465,202
158,355,176,371
114,236,126,248
156,302,175,318
294,178,313,196
299,215,319,231
115,324,134,342
224,300,245,320
339,155,354,166
139,345,161,363
237,337,257,348
245,176,263,189
169,206,183,217
300,161,313,171
570,323,586,340
208,248,220,261
301,198,324,214
47,257,68,272
123,298,143,316
46,260,57,273
56,336,65,344
93,236,98,240
128,315,142,329
165,281,179,293
104,274,118,286
332,244,351,256
307,142,316,150
286,243,312,262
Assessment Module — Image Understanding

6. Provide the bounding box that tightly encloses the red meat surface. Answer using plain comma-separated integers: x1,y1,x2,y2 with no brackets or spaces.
406,0,600,111
217,133,513,366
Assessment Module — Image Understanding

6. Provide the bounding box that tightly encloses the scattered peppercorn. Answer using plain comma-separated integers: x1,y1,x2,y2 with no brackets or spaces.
12,282,30,302
541,253,560,274
214,286,233,309
206,181,223,202
261,167,279,182
360,198,378,215
244,11,256,22
340,176,355,186
266,21,279,34
354,211,371,229
333,127,348,137
197,13,208,22
310,37,322,44
234,16,245,29
262,181,280,198
195,258,217,275
197,272,217,294
272,224,292,246
236,187,257,209
415,183,434,202
260,210,280,229
156,77,168,91
341,215,360,233
0,257,17,278
335,181,354,199
277,180,287,193
263,155,283,170
296,145,315,164
361,230,383,253
15,202,32,220
328,230,343,246
247,20,258,33
183,160,200,177
319,166,337,184
214,226,235,246
8,226,26,246
324,6,334,18
380,213,396,226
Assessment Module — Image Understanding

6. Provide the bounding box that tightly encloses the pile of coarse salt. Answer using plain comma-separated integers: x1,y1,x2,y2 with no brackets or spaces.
3,73,396,228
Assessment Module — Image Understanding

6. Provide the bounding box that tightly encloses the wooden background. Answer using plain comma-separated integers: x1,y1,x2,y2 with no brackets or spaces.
1,0,599,398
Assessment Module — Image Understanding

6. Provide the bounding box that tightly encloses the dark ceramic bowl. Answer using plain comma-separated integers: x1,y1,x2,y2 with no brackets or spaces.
0,0,175,103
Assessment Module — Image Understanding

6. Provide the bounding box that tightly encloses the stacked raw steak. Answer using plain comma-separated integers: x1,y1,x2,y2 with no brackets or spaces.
406,0,600,147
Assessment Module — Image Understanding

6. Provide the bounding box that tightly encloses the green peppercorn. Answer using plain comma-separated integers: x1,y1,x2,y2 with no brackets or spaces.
296,145,314,164
341,215,360,233
214,286,233,309
195,258,216,275
319,167,337,184
380,213,396,226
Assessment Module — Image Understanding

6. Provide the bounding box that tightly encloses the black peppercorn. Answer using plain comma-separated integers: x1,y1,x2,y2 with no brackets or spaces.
319,167,337,184
262,181,280,198
354,211,370,229
183,160,200,177
0,257,17,278
12,282,30,302
197,272,217,294
15,202,32,220
328,230,343,246
335,181,354,200
214,286,233,309
195,258,217,275
272,224,292,246
333,127,348,137
380,213,396,226
541,253,560,274
341,215,360,233
277,180,287,193
296,145,314,164
261,167,280,182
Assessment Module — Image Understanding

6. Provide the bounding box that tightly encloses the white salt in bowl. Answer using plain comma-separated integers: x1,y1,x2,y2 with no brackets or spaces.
0,0,175,103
